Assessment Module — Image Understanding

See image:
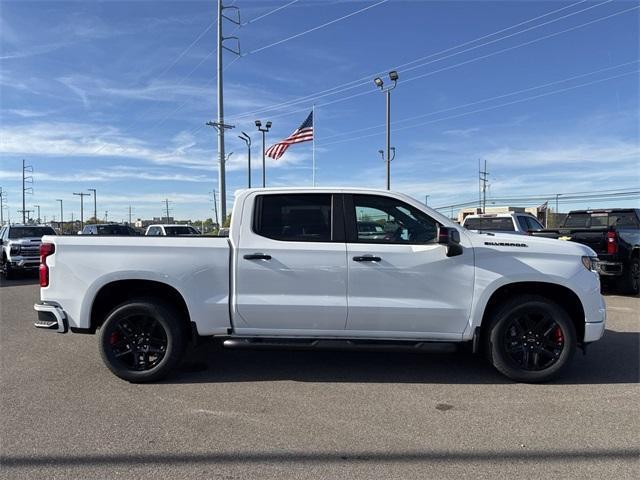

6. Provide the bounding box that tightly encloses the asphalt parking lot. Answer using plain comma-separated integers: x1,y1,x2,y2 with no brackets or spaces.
1,276,638,479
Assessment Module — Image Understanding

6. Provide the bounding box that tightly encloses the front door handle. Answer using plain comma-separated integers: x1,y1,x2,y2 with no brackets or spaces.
243,253,272,260
353,255,381,262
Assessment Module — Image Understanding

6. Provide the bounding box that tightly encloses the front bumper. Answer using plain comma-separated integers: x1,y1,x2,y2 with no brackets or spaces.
34,303,68,333
596,260,624,277
9,256,40,270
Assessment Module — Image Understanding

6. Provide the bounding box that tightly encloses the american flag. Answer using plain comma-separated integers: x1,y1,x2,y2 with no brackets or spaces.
265,111,313,160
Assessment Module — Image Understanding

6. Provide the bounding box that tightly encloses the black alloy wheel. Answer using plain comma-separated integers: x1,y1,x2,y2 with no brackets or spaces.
502,309,565,371
99,299,187,382
107,314,168,371
486,295,576,383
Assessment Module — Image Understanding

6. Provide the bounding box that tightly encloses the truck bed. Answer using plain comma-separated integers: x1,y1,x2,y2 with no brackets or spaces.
40,235,232,335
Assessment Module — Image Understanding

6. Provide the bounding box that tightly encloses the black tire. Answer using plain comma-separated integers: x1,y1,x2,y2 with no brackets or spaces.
621,257,640,296
99,298,187,383
2,258,13,280
485,295,576,383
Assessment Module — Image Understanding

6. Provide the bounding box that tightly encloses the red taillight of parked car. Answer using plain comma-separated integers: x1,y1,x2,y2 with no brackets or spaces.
606,230,618,255
39,243,55,287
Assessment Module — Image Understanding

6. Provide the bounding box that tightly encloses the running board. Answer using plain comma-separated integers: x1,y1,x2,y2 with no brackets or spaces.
223,338,458,353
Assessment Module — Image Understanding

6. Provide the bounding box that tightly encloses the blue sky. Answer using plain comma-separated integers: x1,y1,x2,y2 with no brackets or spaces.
1,0,638,223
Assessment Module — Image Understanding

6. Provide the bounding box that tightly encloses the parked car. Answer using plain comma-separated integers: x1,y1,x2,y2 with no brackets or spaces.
1,224,57,279
217,227,230,237
533,209,640,294
462,212,544,235
80,224,139,236
145,224,200,236
34,188,605,383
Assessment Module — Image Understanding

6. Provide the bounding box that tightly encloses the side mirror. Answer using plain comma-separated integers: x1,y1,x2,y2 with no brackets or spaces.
438,226,463,257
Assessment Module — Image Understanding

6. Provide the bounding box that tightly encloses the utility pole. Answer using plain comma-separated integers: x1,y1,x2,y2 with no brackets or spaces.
209,0,240,228
128,205,132,225
0,187,5,225
34,204,40,223
163,199,171,222
73,192,89,231
211,190,219,227
478,159,489,214
425,195,429,206
104,211,108,222
20,159,33,223
57,199,63,234
88,189,97,224
373,71,399,190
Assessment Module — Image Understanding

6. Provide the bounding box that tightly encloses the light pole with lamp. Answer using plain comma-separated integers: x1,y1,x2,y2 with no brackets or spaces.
255,120,272,188
238,131,252,188
373,70,399,190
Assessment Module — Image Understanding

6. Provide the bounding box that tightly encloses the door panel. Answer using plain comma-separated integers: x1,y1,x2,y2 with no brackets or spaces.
345,194,474,336
235,193,348,332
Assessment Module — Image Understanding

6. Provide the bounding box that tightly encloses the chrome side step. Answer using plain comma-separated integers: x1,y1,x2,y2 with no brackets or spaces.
223,338,457,353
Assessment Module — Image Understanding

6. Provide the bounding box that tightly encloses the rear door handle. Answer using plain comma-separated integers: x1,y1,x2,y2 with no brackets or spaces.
243,253,272,260
353,255,381,262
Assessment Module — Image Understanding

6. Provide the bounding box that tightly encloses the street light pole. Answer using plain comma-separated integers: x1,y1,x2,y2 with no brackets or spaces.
88,189,97,224
255,121,271,188
374,71,399,190
239,132,252,188
34,204,40,223
57,199,63,234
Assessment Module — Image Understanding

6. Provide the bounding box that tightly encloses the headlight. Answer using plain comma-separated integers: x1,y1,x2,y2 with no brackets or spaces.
582,256,598,272
9,244,20,255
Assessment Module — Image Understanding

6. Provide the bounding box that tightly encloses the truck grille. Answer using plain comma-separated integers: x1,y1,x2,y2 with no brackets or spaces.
20,247,40,258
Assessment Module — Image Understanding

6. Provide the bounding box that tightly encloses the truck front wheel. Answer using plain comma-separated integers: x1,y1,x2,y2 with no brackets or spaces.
486,295,576,383
99,299,187,382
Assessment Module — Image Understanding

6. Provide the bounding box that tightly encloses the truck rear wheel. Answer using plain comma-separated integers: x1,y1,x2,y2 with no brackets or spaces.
98,299,187,382
485,295,576,383
621,257,640,296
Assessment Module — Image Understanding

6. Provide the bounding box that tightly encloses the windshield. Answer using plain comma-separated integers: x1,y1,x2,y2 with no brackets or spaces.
463,217,515,231
564,211,639,228
9,226,56,239
96,225,135,235
164,226,199,236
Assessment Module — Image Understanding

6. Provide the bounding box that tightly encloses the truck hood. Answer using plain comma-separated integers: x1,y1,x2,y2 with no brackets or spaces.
465,230,597,257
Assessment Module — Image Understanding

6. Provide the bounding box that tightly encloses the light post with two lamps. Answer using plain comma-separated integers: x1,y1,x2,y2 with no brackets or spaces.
255,120,272,188
373,70,399,190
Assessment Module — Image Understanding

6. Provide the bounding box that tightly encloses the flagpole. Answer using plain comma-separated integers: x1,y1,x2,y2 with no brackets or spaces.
312,104,316,187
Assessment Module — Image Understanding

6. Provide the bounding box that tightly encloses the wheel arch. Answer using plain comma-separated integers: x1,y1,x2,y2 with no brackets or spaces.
89,279,192,335
479,282,585,345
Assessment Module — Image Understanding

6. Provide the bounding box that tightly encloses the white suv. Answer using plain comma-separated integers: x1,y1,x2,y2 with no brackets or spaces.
462,213,544,235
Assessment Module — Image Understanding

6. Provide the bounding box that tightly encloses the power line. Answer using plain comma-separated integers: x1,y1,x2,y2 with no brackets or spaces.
321,60,639,141
319,69,639,147
226,0,606,120
246,0,389,55
243,0,299,25
276,1,639,124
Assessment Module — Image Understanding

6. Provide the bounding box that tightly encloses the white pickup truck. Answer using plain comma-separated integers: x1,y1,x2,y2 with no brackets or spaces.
34,188,606,383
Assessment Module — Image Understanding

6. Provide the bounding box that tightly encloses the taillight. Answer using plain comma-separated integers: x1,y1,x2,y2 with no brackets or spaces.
39,243,55,287
606,230,618,255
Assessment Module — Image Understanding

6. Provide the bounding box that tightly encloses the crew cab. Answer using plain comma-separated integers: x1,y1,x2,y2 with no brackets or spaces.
1,224,57,279
144,224,200,236
462,212,544,235
34,188,606,383
533,209,640,294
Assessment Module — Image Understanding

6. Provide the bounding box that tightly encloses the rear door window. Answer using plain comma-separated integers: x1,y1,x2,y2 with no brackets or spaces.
464,217,515,231
254,194,332,242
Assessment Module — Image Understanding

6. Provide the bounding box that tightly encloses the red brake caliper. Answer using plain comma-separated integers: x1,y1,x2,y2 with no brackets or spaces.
553,326,564,345
110,332,119,346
